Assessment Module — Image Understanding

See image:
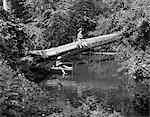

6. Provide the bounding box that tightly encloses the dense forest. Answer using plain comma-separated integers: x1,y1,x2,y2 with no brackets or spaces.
0,0,149,117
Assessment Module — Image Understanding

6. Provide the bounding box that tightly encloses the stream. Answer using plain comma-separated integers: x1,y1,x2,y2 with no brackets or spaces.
41,54,125,103
38,53,148,116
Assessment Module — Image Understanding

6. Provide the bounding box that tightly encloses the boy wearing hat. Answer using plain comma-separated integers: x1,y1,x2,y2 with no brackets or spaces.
77,28,87,48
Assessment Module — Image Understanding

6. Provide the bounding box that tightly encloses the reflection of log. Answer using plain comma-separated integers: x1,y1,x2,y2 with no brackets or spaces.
82,52,117,55
29,32,122,58
94,52,117,55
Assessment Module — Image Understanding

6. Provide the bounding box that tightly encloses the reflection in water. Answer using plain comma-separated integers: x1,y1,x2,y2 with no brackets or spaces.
44,54,123,98
40,54,148,117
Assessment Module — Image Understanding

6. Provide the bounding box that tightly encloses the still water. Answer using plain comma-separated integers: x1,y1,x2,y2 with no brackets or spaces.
39,54,148,116
43,54,124,98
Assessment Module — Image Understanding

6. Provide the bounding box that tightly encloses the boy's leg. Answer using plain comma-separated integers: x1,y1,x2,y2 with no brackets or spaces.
60,67,67,77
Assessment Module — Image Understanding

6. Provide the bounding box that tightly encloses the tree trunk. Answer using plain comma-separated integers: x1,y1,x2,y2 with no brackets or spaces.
29,32,122,58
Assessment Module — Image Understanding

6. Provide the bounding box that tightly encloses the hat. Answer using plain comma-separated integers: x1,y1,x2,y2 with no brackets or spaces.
78,28,82,31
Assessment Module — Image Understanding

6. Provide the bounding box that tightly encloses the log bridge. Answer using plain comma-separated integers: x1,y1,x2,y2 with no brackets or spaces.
29,32,122,58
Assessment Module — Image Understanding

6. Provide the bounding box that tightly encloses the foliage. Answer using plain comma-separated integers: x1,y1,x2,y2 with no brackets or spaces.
42,9,75,47
0,19,29,69
117,46,150,114
10,0,32,23
0,0,150,116
89,0,150,115
0,60,48,116
0,60,78,117
97,0,150,114
76,95,123,117
69,0,111,37
25,0,76,48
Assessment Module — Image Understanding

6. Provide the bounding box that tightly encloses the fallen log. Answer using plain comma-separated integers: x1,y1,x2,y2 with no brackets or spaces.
29,32,122,58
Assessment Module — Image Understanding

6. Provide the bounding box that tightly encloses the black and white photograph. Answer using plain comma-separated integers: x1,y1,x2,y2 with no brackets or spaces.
0,0,149,117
